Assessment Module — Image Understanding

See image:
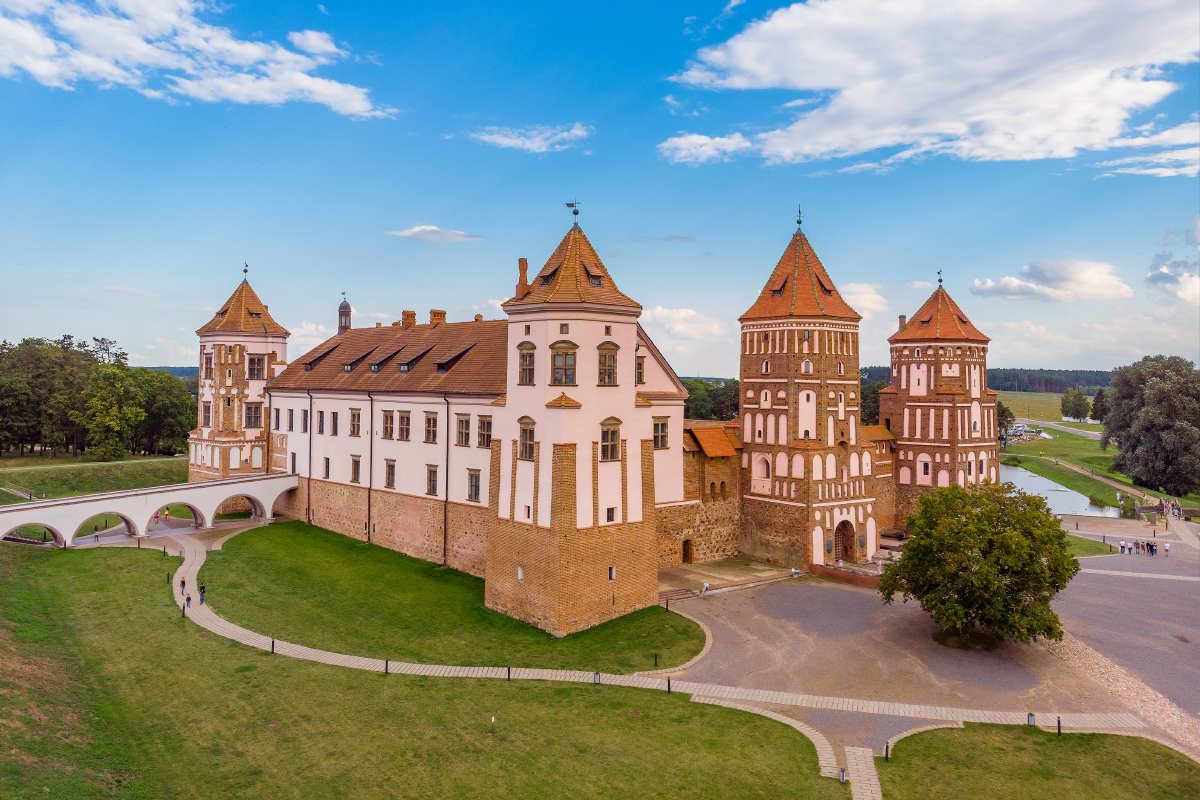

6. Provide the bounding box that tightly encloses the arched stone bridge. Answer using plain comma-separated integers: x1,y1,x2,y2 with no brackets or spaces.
0,473,298,546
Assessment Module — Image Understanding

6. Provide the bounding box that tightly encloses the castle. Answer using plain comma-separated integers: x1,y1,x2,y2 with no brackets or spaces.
187,214,1000,636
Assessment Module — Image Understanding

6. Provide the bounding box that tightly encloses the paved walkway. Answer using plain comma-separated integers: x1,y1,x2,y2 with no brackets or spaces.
67,525,1191,797
1079,568,1199,582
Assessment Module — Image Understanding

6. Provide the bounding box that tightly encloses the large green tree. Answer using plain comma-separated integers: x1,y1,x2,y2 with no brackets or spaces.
1101,355,1200,496
1089,387,1108,423
1060,388,1091,421
75,363,146,461
860,380,886,426
879,482,1079,644
683,378,740,421
130,368,197,455
996,400,1015,442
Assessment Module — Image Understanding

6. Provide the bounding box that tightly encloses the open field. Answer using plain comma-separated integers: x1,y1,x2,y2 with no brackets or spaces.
0,453,179,471
0,542,846,799
200,522,705,673
876,723,1200,800
1058,421,1104,433
0,460,188,501
998,391,1064,422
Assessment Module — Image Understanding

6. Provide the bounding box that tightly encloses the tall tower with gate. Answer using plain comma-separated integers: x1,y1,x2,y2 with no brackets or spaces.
878,284,999,520
188,276,290,483
738,214,887,568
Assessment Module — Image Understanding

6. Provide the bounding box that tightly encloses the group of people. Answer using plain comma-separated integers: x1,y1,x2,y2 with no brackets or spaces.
1119,538,1167,557
180,576,206,608
1158,499,1185,519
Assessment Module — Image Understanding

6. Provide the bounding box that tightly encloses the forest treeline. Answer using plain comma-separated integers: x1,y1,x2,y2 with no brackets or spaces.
862,366,1111,394
0,336,196,461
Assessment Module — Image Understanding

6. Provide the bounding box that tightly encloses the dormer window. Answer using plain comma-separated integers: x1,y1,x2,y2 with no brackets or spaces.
589,275,602,286
399,364,409,372
768,275,787,297
343,364,352,373
370,364,379,372
249,312,262,318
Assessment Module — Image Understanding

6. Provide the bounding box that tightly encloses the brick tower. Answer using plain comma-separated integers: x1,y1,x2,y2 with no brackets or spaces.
187,276,290,483
877,282,999,520
738,215,886,568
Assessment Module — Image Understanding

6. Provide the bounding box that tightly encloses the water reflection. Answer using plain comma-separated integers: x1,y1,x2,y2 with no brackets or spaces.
998,464,1119,518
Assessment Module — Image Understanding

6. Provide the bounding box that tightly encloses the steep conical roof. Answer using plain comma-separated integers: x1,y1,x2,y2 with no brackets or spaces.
741,226,860,322
890,286,988,343
503,223,641,309
197,280,289,336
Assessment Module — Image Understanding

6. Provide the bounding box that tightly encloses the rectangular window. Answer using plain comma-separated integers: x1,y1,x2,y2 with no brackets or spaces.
477,416,492,448
517,566,524,581
350,457,361,483
552,350,576,385
560,323,569,334
398,412,411,441
424,413,437,443
635,357,645,385
519,425,535,461
301,409,309,433
426,466,438,496
608,566,616,581
248,356,265,381
456,415,470,447
385,460,395,489
323,457,330,479
653,419,668,450
519,351,535,385
331,411,339,436
606,507,615,523
350,409,361,437
600,427,620,461
202,402,211,428
274,407,280,430
317,411,325,435
290,452,296,474
245,404,263,428
287,409,294,431
467,469,480,502
598,351,616,385
203,354,213,380
604,325,612,336
382,411,394,440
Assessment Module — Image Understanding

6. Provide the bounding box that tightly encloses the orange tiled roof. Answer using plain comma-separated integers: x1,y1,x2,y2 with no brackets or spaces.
860,425,895,442
890,286,989,344
197,280,289,336
268,320,507,395
503,224,641,310
545,393,582,408
691,427,737,458
741,226,860,322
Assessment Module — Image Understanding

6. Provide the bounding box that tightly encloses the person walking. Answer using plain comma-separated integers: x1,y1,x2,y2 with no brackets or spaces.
1165,542,1170,557
180,576,186,595
1119,539,1125,554
165,508,170,524
154,510,160,525
186,594,191,609
199,584,205,605
93,525,99,543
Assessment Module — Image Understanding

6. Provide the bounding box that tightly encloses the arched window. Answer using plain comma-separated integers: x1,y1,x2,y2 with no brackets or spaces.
597,342,618,385
517,341,536,385
518,417,535,460
802,360,813,373
761,360,771,374
710,481,716,500
760,390,772,408
812,455,823,481
837,362,845,375
720,481,726,500
550,340,578,385
600,417,622,461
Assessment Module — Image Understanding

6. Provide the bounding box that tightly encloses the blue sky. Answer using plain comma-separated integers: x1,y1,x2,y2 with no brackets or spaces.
1,0,1197,377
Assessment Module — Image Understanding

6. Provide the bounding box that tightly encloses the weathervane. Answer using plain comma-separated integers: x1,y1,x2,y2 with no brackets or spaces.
938,269,943,285
243,262,249,280
566,199,581,219
796,205,803,227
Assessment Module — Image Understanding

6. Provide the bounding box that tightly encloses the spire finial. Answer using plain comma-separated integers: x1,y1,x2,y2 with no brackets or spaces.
243,262,249,281
796,205,803,228
938,269,943,286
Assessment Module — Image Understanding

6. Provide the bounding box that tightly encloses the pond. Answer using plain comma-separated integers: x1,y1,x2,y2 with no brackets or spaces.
998,464,1120,518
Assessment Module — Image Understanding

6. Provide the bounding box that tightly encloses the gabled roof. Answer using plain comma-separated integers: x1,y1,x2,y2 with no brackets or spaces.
197,280,289,336
691,427,737,458
269,320,507,395
890,286,989,344
503,223,641,310
741,226,860,322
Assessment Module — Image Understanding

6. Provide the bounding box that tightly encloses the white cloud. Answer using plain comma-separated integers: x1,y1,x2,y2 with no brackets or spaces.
291,320,333,349
317,5,328,15
470,299,504,315
905,280,933,289
387,225,486,242
841,282,888,319
658,132,752,163
0,1,393,118
150,337,191,358
640,306,739,377
469,123,592,153
1095,147,1199,178
662,0,1197,172
1145,251,1200,305
641,306,727,340
971,259,1133,302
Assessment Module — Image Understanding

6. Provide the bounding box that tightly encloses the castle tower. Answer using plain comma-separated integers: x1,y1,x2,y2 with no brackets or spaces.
485,219,683,636
188,277,290,483
878,284,999,520
738,215,885,568
338,296,352,336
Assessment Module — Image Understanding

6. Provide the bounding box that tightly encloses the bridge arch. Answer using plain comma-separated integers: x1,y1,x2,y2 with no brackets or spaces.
2,522,67,545
75,511,141,540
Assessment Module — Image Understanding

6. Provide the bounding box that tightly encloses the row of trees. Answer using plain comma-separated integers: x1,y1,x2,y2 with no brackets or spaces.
682,378,741,421
0,337,196,461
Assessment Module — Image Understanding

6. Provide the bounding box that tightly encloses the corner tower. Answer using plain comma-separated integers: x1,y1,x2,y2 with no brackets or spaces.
878,284,999,519
738,213,884,569
188,277,290,483
485,220,686,636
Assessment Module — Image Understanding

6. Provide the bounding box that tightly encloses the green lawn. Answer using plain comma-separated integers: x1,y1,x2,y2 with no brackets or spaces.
199,522,705,674
876,723,1200,800
1058,421,1104,433
0,460,188,501
1066,534,1112,558
0,542,846,799
0,453,179,471
998,391,1064,422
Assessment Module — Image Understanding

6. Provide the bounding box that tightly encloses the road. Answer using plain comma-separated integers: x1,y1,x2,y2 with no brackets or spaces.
1016,417,1101,440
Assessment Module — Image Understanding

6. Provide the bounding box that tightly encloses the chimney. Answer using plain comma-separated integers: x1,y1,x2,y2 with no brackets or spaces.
430,309,447,325
898,314,907,332
515,257,529,299
402,310,416,330
474,314,483,322
375,322,382,328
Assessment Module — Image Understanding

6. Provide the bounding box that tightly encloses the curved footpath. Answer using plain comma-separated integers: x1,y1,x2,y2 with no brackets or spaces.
159,528,1195,800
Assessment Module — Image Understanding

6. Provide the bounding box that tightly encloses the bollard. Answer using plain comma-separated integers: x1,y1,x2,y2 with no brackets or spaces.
654,651,658,667
666,598,669,613
667,677,671,694
182,603,185,618
385,659,389,675
594,672,600,685
137,538,140,549
167,571,170,584
271,638,275,654
507,664,511,681
885,742,889,761
1076,522,1078,530
1058,716,1061,737
840,768,846,784
163,545,166,555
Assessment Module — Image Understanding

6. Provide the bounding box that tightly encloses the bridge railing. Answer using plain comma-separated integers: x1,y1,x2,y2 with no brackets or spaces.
0,472,297,513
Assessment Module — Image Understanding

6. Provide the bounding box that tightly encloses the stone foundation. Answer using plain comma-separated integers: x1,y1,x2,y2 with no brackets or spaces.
655,498,740,568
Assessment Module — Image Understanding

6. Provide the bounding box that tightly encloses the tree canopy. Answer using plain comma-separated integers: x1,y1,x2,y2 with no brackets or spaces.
1089,387,1108,422
1101,355,1200,497
0,336,195,460
995,400,1015,441
683,378,740,421
1060,388,1091,421
878,482,1079,644
859,380,886,426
